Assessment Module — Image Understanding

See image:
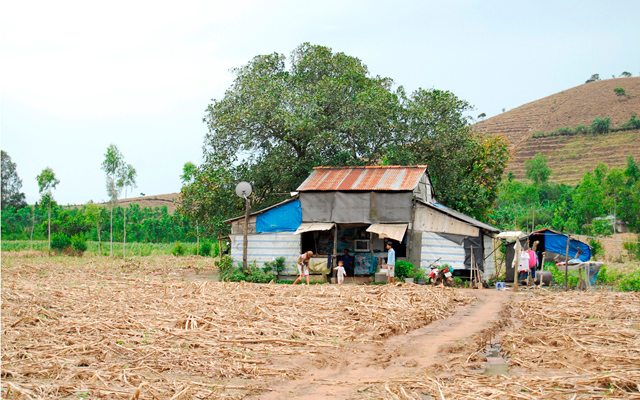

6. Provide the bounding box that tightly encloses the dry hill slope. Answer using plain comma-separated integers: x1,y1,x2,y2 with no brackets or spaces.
69,193,180,213
474,77,640,184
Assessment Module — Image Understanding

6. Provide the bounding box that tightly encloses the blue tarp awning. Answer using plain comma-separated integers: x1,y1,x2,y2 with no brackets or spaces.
532,229,591,261
256,199,302,233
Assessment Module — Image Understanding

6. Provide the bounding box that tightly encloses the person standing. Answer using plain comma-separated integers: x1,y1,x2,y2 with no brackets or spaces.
334,260,347,285
339,249,354,277
385,242,396,284
293,251,313,285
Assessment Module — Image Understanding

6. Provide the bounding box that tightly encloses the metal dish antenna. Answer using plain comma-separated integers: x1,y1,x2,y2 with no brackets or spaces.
235,181,252,198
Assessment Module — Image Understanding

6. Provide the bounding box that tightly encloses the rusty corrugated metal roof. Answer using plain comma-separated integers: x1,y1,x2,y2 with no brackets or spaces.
296,166,428,191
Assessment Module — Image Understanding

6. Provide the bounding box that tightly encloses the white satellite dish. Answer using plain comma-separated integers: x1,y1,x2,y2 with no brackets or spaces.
235,181,252,198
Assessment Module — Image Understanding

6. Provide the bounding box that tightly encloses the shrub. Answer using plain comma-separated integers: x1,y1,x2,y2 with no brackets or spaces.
613,87,626,97
574,125,588,134
70,235,87,255
591,117,611,134
555,127,575,136
199,241,211,256
616,270,640,292
623,241,640,260
263,257,285,275
394,260,414,280
621,114,640,130
51,233,71,253
588,239,604,260
591,219,613,237
171,241,186,257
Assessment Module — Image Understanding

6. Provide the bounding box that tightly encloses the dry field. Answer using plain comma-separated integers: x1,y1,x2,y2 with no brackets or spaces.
2,252,639,399
1,253,471,399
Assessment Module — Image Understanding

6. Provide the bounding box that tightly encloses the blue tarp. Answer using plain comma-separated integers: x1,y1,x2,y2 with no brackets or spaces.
256,200,302,233
543,231,591,261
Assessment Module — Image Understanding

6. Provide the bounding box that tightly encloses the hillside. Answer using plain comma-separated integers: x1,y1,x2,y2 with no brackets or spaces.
474,77,640,184
68,193,181,213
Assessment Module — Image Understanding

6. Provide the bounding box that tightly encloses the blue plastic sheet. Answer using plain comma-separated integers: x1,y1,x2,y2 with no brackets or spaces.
256,200,302,233
543,232,591,261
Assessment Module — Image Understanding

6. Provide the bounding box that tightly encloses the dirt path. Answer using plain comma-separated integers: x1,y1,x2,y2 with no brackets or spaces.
250,288,512,399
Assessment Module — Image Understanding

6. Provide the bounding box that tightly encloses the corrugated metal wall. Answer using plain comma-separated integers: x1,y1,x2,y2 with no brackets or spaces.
414,207,479,236
482,236,496,280
420,232,466,270
230,233,301,274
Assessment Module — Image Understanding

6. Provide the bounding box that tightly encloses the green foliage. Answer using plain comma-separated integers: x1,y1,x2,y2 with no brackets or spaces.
394,260,414,280
51,233,71,253
591,117,611,134
620,71,632,77
171,242,186,257
623,241,640,260
525,153,551,184
199,241,211,256
591,219,613,237
1,150,27,210
413,268,426,280
616,270,640,292
70,234,87,254
588,239,604,260
585,73,600,83
574,125,588,134
621,114,640,130
263,257,286,275
613,87,626,97
181,43,510,235
217,257,276,283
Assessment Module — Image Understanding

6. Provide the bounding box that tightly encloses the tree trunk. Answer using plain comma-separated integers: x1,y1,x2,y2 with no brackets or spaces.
123,188,127,259
110,205,113,257
30,205,35,250
97,222,101,252
47,203,51,251
196,221,200,256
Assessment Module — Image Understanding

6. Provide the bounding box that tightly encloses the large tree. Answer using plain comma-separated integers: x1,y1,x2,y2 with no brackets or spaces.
117,163,137,258
1,150,27,210
36,167,60,250
183,43,509,234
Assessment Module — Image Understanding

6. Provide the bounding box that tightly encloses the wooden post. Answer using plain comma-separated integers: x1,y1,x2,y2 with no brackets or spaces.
369,232,374,273
513,240,521,292
243,196,250,271
332,224,338,271
470,245,475,287
564,235,570,291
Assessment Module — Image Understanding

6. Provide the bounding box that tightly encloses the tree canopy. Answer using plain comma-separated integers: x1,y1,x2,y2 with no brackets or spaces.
1,150,27,210
181,43,509,235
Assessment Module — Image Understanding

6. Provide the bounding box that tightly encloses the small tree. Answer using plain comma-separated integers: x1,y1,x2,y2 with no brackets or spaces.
101,145,124,257
613,87,626,97
180,162,201,255
85,201,105,252
36,167,60,250
525,153,551,185
117,163,137,258
585,73,600,83
620,71,632,77
477,112,486,120
1,150,27,210
591,117,611,134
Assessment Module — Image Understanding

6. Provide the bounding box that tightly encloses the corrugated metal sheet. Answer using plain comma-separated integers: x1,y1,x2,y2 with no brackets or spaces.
297,166,427,192
483,236,496,280
420,232,466,270
230,233,301,274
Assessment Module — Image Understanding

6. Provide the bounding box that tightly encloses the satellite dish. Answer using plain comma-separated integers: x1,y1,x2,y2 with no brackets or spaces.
235,181,252,198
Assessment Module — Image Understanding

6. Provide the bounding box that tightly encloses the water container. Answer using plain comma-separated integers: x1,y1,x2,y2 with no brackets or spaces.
496,282,506,290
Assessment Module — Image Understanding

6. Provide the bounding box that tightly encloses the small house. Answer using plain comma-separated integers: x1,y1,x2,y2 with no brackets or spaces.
225,166,499,280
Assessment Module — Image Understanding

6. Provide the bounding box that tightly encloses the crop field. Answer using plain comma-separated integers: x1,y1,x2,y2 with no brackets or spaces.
2,252,639,399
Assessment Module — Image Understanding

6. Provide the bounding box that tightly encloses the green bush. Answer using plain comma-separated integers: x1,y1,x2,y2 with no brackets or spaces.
621,114,640,130
616,270,640,292
199,241,211,256
70,235,87,254
591,117,611,134
263,257,286,275
394,260,414,280
574,125,588,134
555,127,575,136
588,238,604,260
591,219,613,237
613,87,626,97
171,241,186,257
51,233,71,253
623,241,640,260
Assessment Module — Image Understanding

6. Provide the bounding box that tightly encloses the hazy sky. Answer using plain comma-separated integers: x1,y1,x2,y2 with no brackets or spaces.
2,0,639,205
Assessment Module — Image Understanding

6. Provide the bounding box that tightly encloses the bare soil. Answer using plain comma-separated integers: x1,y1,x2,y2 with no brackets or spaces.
249,289,511,399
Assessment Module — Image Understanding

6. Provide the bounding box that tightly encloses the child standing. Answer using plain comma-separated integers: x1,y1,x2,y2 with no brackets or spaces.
334,260,347,284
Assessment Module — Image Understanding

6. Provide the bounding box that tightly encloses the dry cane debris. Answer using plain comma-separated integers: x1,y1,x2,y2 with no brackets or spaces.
1,254,471,399
359,290,640,399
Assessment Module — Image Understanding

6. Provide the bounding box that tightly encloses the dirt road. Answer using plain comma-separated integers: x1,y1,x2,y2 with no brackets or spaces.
251,288,511,399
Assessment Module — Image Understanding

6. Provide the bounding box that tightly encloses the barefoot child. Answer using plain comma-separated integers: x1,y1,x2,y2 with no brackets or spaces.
334,260,346,284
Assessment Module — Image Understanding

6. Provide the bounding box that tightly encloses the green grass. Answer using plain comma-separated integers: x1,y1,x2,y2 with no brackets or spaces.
1,240,215,257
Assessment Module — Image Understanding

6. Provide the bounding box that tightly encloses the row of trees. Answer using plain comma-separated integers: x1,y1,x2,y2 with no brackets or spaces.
178,43,510,236
491,154,640,235
1,201,197,244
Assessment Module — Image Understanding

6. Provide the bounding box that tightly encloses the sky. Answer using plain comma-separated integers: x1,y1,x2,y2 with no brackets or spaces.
2,0,639,205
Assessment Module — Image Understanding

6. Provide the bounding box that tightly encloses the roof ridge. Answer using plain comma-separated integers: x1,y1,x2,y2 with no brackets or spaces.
313,165,427,170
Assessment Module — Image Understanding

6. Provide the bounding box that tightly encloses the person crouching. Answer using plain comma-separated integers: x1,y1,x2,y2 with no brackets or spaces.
293,251,313,285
